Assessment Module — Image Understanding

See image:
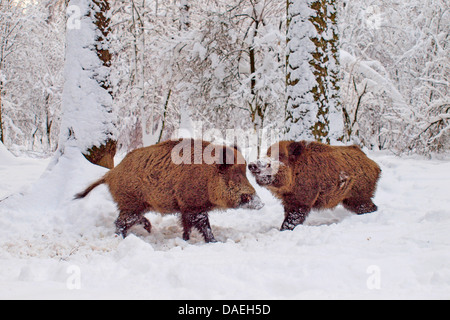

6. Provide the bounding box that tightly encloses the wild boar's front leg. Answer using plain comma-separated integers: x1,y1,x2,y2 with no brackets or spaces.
182,212,217,243
280,191,318,231
280,206,311,231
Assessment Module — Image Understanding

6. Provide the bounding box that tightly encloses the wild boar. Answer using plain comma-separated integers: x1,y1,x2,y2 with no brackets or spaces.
75,139,264,242
248,140,381,231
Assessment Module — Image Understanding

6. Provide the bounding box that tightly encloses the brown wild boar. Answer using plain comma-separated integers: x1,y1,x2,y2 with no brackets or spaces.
75,139,264,242
248,140,381,231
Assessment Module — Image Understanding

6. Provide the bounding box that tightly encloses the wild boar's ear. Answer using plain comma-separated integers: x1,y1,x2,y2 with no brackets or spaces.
288,141,304,161
231,143,241,153
217,146,234,172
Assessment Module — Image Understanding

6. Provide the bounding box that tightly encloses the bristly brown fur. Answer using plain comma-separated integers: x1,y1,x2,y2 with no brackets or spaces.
251,140,381,231
74,139,259,242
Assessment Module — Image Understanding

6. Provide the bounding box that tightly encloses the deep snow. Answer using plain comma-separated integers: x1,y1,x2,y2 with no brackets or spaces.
0,143,449,299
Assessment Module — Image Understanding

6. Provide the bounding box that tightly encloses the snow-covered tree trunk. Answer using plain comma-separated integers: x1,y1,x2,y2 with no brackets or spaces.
179,0,191,31
246,0,265,158
0,0,22,145
59,0,117,168
285,0,343,143
0,81,3,144
130,0,152,147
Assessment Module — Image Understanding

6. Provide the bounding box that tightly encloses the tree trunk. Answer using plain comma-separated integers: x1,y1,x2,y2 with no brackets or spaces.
83,0,116,168
285,0,343,144
60,0,117,169
179,0,191,31
248,2,266,158
130,0,151,147
83,138,117,169
0,79,3,144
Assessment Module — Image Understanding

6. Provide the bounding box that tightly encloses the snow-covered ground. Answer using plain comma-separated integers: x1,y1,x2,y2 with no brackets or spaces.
0,144,449,299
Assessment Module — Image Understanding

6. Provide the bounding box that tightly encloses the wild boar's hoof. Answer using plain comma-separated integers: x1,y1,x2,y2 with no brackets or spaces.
115,225,128,238
115,214,152,238
139,216,152,233
280,211,309,231
343,198,378,215
182,212,217,243
182,228,217,243
204,235,218,243
115,217,130,238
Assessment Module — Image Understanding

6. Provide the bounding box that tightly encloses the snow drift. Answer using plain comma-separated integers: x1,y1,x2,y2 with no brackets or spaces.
0,146,449,299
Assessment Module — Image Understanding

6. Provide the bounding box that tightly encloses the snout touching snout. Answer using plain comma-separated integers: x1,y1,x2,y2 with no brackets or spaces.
248,162,260,174
248,160,272,173
248,158,278,186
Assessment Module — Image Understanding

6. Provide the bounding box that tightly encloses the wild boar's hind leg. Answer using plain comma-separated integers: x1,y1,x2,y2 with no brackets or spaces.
138,216,152,233
181,212,216,243
115,212,152,238
342,198,378,215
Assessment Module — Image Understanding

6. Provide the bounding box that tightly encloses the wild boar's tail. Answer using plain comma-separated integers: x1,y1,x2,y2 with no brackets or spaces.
74,178,106,200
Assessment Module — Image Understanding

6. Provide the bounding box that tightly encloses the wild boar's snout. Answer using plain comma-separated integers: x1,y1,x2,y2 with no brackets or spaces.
249,159,274,173
248,162,260,174
241,194,252,204
239,193,264,210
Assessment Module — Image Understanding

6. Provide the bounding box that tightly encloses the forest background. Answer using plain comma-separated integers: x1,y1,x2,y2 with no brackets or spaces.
0,0,448,159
